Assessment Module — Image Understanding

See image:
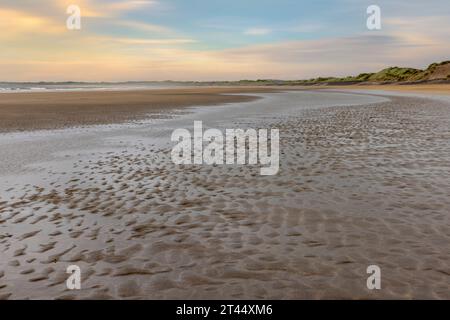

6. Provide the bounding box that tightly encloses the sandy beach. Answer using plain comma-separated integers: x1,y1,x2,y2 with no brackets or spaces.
0,87,275,133
318,84,450,95
2,84,448,133
0,87,449,299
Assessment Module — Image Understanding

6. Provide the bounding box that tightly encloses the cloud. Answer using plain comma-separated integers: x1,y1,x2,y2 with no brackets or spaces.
108,0,157,11
285,23,324,33
244,28,272,36
1,1,449,81
2,24,450,81
211,27,450,79
53,0,159,17
109,37,197,45
0,8,66,37
113,20,172,34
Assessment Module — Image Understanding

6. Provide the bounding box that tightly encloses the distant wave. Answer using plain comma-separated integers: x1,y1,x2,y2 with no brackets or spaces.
0,83,181,93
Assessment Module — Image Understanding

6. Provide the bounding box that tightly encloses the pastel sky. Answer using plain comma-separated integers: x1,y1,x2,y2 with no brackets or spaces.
1,0,450,81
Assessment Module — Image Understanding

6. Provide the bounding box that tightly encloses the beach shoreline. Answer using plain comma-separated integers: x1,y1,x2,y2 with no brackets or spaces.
0,84,449,133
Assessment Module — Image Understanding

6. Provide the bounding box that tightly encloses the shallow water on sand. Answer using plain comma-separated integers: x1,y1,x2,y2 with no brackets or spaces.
0,91,386,175
0,90,449,299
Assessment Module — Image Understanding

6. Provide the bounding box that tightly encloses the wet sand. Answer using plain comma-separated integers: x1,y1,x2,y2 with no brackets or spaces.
315,83,450,95
0,89,449,299
0,87,273,133
1,84,448,133
2,84,447,134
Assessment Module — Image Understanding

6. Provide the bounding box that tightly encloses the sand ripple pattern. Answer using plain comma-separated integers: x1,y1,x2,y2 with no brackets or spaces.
0,95,449,299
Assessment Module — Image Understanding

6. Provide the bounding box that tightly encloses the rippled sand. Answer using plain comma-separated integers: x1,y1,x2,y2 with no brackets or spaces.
0,90,449,299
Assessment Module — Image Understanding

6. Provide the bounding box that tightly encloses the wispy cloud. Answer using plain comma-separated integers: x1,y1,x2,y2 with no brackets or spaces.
113,20,173,34
53,0,160,17
110,37,197,45
244,28,272,36
0,8,65,37
285,23,324,33
108,0,157,11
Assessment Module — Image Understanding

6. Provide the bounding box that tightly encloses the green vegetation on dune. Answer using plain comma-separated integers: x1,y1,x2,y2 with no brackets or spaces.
221,60,450,86
367,67,421,82
292,61,450,85
222,61,448,86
